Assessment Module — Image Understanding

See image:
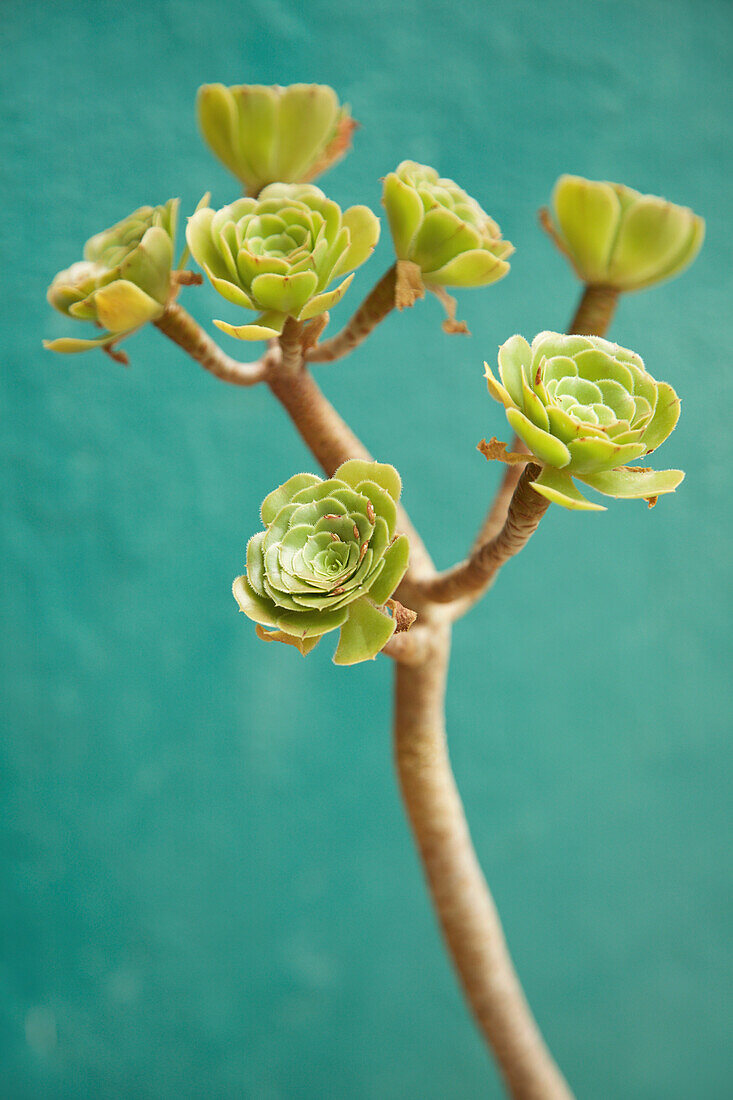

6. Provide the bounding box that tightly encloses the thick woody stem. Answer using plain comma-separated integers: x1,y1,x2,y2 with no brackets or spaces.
392,279,620,1091
306,265,397,363
381,622,435,666
278,316,306,372
268,358,370,468
154,303,268,386
266,351,434,581
568,285,619,338
414,464,549,605
394,624,573,1099
158,287,572,1094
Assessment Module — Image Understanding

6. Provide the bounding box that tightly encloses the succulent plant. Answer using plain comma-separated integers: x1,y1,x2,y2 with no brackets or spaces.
186,184,379,340
44,201,178,356
197,82,356,195
233,460,410,664
382,161,513,288
546,175,704,292
484,332,684,510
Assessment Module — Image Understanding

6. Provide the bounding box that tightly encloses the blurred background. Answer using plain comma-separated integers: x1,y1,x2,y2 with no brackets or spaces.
2,0,732,1095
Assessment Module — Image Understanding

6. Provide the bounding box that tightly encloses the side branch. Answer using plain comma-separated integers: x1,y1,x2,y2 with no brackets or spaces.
470,447,530,554
155,303,269,386
412,464,549,605
267,338,434,581
305,265,397,363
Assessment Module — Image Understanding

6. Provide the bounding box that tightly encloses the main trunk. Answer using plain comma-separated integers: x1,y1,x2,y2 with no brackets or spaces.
393,621,572,1100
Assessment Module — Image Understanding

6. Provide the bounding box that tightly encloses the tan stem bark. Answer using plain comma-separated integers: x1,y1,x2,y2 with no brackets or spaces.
382,623,436,666
156,294,574,1096
472,456,527,553
413,465,549,605
154,303,268,385
394,623,573,1099
568,284,619,338
306,266,397,363
266,350,434,581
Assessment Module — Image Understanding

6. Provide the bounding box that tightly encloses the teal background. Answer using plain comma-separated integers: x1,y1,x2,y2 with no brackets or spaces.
2,0,732,1095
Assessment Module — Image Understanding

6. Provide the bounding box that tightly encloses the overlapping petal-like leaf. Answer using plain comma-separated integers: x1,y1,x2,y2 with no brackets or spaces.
186,185,379,340
548,175,704,292
382,161,513,288
45,201,178,355
197,82,356,194
233,461,410,664
484,332,684,510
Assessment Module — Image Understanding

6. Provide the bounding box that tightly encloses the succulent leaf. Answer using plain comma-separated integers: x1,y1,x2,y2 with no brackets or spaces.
383,173,424,258
234,462,410,663
548,175,704,292
255,624,321,655
333,598,396,666
578,466,684,499
335,459,402,502
366,535,410,606
213,318,285,341
187,186,378,339
196,82,355,193
382,161,512,290
93,280,162,333
486,332,684,511
337,206,382,275
261,473,322,524
531,467,606,511
43,333,124,354
45,200,178,356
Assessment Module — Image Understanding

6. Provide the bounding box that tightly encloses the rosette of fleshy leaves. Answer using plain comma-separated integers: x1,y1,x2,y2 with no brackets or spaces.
233,460,410,664
484,332,684,511
186,184,379,340
45,200,178,356
197,82,356,195
382,161,513,289
545,175,704,292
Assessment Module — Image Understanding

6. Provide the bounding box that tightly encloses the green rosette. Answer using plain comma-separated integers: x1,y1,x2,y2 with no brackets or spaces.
186,184,379,340
45,200,178,355
233,460,410,664
382,160,513,288
197,82,356,194
484,332,685,511
547,175,704,292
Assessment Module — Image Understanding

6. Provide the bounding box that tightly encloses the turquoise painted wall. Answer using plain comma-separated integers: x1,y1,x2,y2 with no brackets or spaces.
2,0,732,1095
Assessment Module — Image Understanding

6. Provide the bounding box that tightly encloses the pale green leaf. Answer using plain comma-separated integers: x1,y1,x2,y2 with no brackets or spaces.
506,407,572,468
578,466,684,499
382,172,425,259
333,598,396,665
366,536,409,605
531,467,606,511
334,459,402,502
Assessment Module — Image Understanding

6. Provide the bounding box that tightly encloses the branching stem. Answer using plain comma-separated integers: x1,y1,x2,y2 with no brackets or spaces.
154,303,269,385
267,340,434,582
412,464,549,605
306,265,397,363
156,291,577,1097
